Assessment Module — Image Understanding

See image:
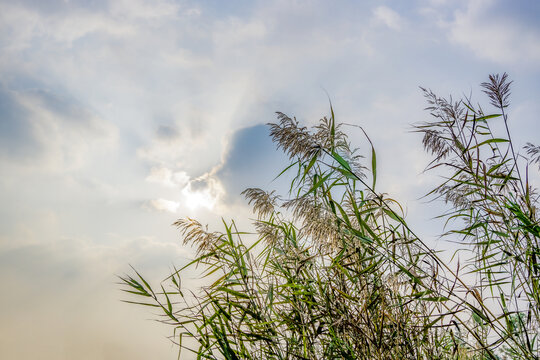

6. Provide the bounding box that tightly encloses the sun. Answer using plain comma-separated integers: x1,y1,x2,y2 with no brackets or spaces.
181,179,223,210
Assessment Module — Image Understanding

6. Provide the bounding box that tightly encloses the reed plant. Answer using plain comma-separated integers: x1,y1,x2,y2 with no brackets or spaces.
120,74,539,359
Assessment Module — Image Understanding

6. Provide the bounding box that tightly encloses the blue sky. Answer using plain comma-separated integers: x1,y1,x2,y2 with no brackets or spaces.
1,0,540,359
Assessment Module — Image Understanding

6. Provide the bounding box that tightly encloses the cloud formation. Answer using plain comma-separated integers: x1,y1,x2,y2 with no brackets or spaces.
0,1,539,359
0,85,116,170
446,0,540,65
373,6,404,30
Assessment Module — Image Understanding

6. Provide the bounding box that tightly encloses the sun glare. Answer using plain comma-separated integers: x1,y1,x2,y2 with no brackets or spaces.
181,185,219,210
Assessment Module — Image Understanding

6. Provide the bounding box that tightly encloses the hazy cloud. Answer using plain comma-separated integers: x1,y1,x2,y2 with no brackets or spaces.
0,86,42,160
156,124,181,140
0,85,116,169
146,167,190,188
373,6,403,30
1,0,539,359
0,236,188,360
446,0,540,65
148,198,181,213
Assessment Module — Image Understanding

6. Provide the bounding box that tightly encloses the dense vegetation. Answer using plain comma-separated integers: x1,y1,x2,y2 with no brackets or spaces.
121,74,540,359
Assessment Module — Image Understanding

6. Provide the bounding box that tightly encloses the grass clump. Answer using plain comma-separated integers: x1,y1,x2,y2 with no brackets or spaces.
120,74,540,359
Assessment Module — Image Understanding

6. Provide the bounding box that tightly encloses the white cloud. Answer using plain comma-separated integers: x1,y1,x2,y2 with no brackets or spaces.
109,0,181,20
373,6,403,31
213,18,268,49
0,4,134,49
181,175,224,211
447,0,540,64
146,167,190,188
149,198,180,213
145,166,225,211
0,87,117,171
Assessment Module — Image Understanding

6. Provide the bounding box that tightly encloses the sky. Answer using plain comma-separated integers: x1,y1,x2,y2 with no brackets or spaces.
1,0,540,359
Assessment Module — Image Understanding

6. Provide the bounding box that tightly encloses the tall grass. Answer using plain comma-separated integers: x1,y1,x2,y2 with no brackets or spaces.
120,74,539,359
